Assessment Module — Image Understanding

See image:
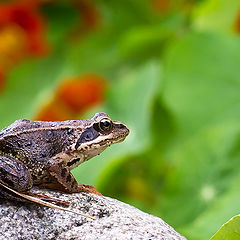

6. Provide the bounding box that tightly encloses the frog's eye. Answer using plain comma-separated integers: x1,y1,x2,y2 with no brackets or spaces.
98,118,112,132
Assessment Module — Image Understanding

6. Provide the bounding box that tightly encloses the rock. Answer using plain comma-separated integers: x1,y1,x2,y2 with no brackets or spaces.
0,188,186,240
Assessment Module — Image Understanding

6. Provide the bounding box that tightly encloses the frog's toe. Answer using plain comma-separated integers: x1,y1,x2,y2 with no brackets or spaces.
77,184,102,196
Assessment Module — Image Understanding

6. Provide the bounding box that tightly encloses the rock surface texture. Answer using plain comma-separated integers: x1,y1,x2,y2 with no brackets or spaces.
0,188,186,240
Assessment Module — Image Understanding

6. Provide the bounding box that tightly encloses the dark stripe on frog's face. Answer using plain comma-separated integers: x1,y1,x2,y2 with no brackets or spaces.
75,126,100,150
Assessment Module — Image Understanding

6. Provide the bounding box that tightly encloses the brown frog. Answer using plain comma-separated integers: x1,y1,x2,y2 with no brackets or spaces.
0,112,129,204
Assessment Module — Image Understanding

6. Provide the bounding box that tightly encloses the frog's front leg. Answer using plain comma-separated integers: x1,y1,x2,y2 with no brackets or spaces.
0,154,33,201
43,163,102,195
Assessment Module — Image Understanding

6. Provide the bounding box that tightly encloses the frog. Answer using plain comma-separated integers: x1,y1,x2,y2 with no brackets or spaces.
0,112,129,204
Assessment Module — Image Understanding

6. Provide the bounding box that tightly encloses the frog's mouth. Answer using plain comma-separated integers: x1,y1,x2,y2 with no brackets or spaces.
103,121,130,144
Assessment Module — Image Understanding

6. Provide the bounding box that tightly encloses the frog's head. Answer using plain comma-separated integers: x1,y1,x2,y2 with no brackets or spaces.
72,112,129,165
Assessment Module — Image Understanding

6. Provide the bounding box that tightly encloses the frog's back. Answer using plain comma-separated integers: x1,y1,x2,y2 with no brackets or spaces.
0,119,88,138
0,119,85,161
0,119,35,138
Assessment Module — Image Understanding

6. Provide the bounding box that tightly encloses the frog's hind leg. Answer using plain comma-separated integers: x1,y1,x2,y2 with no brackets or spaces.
0,154,33,202
0,154,68,206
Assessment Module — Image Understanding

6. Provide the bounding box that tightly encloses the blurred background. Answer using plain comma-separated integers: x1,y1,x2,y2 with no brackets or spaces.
0,0,240,239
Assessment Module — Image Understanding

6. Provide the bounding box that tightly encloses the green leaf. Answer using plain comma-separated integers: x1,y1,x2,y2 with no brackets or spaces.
210,215,240,240
193,0,239,33
42,3,78,45
162,32,240,135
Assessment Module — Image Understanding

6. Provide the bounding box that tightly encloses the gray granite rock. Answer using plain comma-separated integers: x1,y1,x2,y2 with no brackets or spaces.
0,188,186,240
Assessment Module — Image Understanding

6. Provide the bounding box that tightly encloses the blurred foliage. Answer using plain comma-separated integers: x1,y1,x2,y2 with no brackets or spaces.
0,0,240,239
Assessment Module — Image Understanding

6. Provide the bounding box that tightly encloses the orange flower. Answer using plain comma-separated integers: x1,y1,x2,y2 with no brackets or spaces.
74,0,101,30
69,0,101,40
234,8,240,33
57,75,106,113
0,0,49,91
151,0,171,14
0,0,49,56
35,74,107,121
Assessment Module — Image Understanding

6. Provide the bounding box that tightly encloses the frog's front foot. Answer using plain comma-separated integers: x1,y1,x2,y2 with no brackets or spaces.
77,184,102,196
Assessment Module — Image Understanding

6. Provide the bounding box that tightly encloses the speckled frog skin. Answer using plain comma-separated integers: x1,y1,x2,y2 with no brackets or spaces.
0,112,129,201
